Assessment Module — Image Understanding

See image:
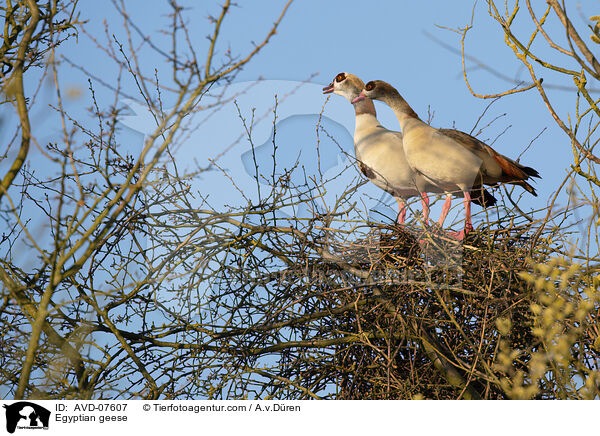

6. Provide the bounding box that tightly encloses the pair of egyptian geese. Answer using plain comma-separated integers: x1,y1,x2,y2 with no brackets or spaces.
322,72,540,240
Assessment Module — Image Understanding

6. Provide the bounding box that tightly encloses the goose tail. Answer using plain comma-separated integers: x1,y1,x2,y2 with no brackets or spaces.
492,154,540,195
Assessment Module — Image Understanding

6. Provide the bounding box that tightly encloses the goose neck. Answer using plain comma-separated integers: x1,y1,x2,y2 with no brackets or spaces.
353,97,376,117
384,93,420,128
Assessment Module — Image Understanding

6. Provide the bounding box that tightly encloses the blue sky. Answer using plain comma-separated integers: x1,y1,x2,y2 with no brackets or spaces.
9,0,596,241
57,0,597,218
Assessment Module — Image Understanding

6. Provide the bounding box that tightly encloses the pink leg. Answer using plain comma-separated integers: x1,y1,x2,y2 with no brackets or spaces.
450,191,473,241
464,191,473,233
419,192,430,225
396,198,407,225
437,193,452,227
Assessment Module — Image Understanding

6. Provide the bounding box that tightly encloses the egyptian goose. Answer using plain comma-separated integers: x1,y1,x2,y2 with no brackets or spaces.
323,72,427,224
354,80,539,240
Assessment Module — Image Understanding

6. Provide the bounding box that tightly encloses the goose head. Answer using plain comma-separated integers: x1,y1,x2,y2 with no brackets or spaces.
322,72,366,103
352,80,396,103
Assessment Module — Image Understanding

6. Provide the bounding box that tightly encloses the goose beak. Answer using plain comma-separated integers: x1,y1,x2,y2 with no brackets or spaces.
352,92,366,103
322,82,334,94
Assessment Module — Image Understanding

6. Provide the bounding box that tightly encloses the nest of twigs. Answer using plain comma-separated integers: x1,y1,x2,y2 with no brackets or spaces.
273,218,549,399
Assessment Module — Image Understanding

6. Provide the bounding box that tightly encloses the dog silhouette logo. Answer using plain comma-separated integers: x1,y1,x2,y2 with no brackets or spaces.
3,402,50,433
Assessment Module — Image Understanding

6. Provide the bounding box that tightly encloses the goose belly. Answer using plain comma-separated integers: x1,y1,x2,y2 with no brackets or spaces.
404,128,483,190
354,137,416,194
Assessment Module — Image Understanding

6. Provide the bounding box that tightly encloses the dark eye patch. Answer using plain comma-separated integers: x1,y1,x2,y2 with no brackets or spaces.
365,81,375,91
335,73,346,83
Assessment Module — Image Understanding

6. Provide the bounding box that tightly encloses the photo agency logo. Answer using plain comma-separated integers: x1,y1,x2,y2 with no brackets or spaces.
119,77,466,293
3,402,50,433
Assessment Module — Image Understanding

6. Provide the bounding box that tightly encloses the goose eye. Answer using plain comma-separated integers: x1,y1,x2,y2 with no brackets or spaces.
335,73,346,83
365,82,375,91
